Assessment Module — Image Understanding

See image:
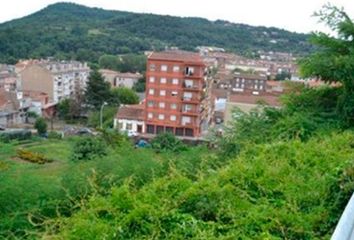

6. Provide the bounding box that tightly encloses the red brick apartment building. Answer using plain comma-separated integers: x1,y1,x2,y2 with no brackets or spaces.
144,51,212,138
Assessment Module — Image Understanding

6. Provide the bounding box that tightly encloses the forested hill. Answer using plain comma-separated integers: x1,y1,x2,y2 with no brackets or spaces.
0,2,312,64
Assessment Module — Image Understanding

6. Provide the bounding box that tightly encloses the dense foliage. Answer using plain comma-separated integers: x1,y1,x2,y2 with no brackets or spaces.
300,4,354,125
0,2,312,64
71,137,107,161
34,117,47,135
99,54,146,73
110,87,139,105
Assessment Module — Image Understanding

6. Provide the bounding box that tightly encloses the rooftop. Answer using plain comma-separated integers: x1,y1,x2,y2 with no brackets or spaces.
228,93,281,107
148,50,203,63
116,104,144,121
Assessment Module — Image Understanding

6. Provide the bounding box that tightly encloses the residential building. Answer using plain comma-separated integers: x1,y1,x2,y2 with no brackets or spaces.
217,73,268,93
114,104,145,134
100,69,142,89
19,60,90,103
144,50,212,138
0,89,21,127
0,64,19,91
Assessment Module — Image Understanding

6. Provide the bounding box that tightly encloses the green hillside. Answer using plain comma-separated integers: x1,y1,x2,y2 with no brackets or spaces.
0,2,312,64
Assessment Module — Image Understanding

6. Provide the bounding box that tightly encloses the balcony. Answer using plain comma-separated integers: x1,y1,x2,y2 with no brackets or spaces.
182,97,200,104
183,83,201,91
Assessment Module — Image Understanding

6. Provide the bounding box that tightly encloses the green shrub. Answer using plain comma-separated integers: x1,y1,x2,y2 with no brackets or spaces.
48,131,63,140
151,132,187,153
71,137,107,161
16,149,53,164
0,130,32,142
34,117,47,135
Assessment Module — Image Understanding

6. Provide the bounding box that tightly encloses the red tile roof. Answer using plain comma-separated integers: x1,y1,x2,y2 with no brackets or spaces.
148,50,203,63
228,93,281,107
116,104,144,121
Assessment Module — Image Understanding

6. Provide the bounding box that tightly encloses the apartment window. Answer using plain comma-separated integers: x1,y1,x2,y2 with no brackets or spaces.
172,78,179,85
173,66,180,72
158,114,165,120
149,64,156,71
161,65,168,72
171,91,178,97
254,85,258,90
147,101,154,107
185,79,193,88
118,122,123,130
160,90,166,96
160,78,167,84
185,67,194,76
149,89,155,95
159,102,165,108
170,115,177,121
126,123,132,130
183,92,192,100
182,116,191,125
236,78,240,82
183,104,192,112
148,113,153,119
260,85,264,90
171,103,177,110
149,76,155,83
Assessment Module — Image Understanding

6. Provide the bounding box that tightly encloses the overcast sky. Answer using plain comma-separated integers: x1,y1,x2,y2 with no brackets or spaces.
0,0,353,33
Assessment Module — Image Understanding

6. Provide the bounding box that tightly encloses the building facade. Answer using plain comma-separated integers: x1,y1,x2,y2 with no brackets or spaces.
100,69,142,89
20,60,90,103
144,51,212,138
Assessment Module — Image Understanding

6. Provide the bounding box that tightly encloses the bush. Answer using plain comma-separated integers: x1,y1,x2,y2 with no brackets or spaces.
151,132,187,153
71,137,107,161
0,130,32,142
17,149,53,164
48,131,63,140
34,117,47,135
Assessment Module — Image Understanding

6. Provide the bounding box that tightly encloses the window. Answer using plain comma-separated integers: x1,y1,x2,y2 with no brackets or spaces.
185,67,194,76
148,113,153,119
159,102,165,108
173,66,180,72
182,116,191,125
149,76,155,83
185,79,193,88
260,85,264,90
161,65,168,72
160,90,166,96
118,122,123,130
183,104,192,112
254,85,258,90
147,101,154,107
149,89,155,95
171,103,177,110
183,92,192,100
158,114,165,120
172,78,179,85
160,78,167,84
170,115,176,121
149,64,156,71
171,91,178,97
126,123,132,130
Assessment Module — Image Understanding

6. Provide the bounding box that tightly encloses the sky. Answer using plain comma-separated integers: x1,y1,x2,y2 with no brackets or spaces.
0,0,353,34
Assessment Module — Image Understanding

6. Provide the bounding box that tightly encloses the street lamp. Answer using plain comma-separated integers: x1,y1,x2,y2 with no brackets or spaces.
100,101,108,129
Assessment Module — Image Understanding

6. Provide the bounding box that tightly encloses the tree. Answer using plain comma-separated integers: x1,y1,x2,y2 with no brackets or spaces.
34,117,47,135
85,70,111,110
300,4,354,125
111,87,139,105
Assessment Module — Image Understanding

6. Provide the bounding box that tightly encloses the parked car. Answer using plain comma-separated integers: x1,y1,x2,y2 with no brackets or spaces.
0,125,5,131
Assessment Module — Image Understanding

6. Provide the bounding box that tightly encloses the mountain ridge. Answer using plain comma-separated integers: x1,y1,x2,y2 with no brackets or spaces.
0,2,313,64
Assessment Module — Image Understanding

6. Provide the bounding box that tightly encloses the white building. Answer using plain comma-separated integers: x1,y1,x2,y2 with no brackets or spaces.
114,104,145,135
100,69,142,89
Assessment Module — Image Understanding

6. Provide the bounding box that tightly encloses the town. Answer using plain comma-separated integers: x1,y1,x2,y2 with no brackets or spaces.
0,47,321,140
0,1,353,239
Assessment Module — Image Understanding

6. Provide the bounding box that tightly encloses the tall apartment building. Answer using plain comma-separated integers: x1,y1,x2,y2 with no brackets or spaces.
20,60,90,103
144,51,212,138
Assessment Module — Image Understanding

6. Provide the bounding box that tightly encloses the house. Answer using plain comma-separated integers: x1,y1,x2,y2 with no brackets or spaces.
224,93,281,123
114,104,145,135
144,50,213,138
100,69,142,89
0,89,21,127
19,60,90,103
0,64,19,91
